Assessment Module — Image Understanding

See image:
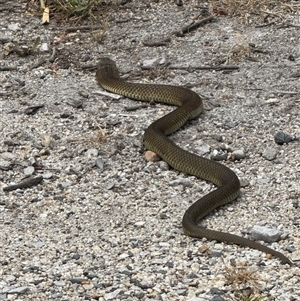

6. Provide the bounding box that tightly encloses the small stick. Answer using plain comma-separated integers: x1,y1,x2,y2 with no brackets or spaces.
176,16,216,36
169,65,239,71
3,176,43,192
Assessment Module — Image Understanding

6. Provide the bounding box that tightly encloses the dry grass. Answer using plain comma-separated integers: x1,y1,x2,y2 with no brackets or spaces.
66,118,108,147
26,0,300,25
51,0,109,23
210,0,300,21
26,0,116,24
223,266,267,301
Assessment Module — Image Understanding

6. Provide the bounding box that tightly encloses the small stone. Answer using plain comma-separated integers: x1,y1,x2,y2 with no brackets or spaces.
240,179,250,187
54,281,65,287
0,159,11,170
257,177,270,184
134,221,145,227
210,150,227,161
159,242,170,247
31,241,45,248
8,286,29,294
220,143,233,152
177,289,187,296
8,23,20,31
5,275,16,282
262,148,277,161
59,181,72,189
195,143,210,155
104,289,123,300
137,280,153,289
231,149,245,160
82,283,93,290
42,173,53,179
106,182,115,190
40,42,49,52
210,251,223,258
142,58,159,68
96,157,104,170
145,150,161,162
274,131,295,145
119,253,129,259
159,161,169,171
68,278,86,284
169,178,191,187
191,262,200,273
198,245,209,253
86,148,98,157
0,152,15,161
23,166,35,175
251,225,281,243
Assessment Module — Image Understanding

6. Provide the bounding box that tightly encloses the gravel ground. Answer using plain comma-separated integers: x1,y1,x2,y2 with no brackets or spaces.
1,1,300,300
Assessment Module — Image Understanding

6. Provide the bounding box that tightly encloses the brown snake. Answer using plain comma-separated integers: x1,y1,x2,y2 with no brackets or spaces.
96,57,292,265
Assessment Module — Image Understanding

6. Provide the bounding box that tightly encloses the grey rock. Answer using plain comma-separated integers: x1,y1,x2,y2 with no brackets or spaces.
8,286,29,294
257,177,270,184
142,58,159,68
54,281,66,287
96,157,104,170
220,143,233,152
86,148,98,157
134,221,145,227
59,181,72,189
0,159,11,170
159,161,169,171
106,182,115,190
31,241,45,248
40,42,49,52
262,148,277,161
274,131,295,145
211,150,227,161
23,166,35,175
195,143,210,155
251,225,281,242
0,152,15,161
137,280,153,289
232,149,245,160
104,288,123,300
68,278,87,284
4,275,16,282
169,178,191,187
8,23,20,31
177,288,187,296
42,172,53,179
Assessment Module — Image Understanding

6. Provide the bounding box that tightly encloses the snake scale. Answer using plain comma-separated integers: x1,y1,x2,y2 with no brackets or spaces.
96,57,291,265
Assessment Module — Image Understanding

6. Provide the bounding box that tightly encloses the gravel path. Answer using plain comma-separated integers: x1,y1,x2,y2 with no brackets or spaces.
1,1,300,300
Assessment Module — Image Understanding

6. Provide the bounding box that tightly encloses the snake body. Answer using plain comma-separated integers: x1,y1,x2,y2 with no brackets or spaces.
96,57,291,264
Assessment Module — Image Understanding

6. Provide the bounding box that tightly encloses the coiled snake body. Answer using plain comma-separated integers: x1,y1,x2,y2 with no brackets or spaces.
96,58,291,265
